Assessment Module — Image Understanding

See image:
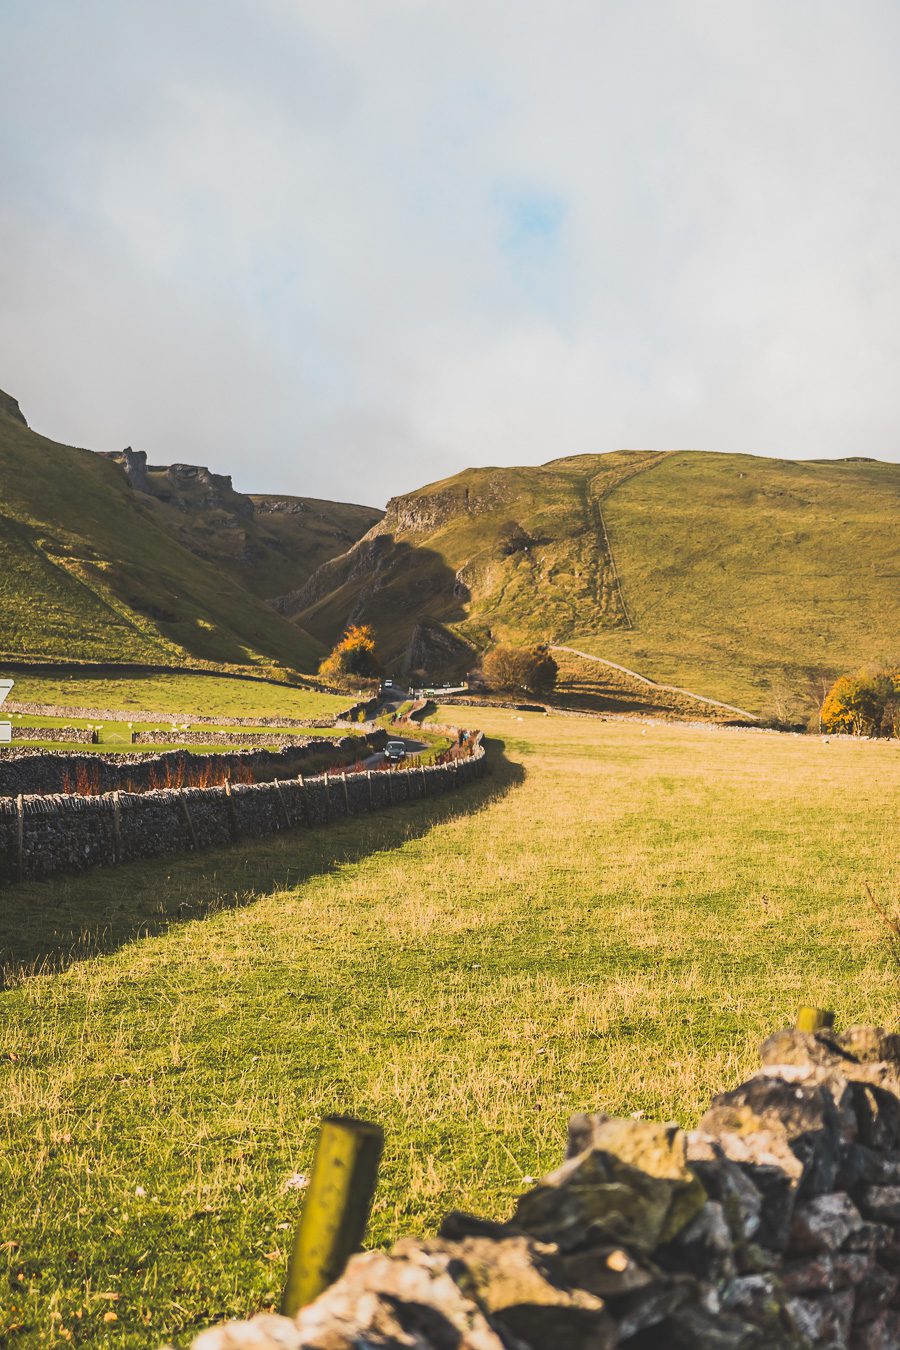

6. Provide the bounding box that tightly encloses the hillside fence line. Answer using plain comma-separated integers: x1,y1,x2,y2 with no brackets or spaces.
0,734,485,886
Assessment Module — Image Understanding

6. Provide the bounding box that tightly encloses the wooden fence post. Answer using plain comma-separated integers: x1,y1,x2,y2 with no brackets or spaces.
224,778,239,840
296,774,310,827
795,1006,835,1033
273,778,292,829
111,790,123,863
179,792,199,850
281,1116,383,1316
15,793,24,882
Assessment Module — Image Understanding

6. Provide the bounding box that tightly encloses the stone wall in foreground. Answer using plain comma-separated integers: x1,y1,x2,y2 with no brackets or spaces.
186,1023,900,1350
0,738,485,886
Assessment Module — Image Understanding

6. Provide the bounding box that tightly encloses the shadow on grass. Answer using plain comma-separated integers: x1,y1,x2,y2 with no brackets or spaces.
0,738,524,989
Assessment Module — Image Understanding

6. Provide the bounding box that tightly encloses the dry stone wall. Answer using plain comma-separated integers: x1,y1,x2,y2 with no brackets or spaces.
0,736,381,798
132,729,332,748
0,737,485,885
185,1022,900,1350
5,700,335,728
10,726,94,743
335,695,381,724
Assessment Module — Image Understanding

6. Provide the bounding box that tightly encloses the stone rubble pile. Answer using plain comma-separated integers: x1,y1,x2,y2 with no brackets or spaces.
184,1025,900,1349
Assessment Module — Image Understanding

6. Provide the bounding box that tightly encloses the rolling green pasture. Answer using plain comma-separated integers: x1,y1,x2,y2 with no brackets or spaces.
585,452,900,711
1,710,898,1347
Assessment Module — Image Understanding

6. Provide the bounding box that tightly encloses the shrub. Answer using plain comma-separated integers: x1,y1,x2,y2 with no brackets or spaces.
481,644,558,697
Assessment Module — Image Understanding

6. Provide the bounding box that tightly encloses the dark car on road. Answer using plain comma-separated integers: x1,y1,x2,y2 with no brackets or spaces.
385,740,407,764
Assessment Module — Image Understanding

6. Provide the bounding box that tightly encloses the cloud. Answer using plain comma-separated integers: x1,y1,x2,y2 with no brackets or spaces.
1,0,899,506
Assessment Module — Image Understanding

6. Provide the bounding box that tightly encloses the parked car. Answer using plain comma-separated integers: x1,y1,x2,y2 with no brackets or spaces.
385,740,407,763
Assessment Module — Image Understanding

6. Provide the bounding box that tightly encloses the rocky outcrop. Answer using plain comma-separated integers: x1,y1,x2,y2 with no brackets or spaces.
182,1023,900,1349
402,621,475,682
382,480,515,535
254,498,308,515
99,449,253,514
100,445,150,491
275,535,398,618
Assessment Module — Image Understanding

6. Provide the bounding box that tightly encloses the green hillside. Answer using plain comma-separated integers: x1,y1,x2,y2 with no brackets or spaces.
98,446,381,600
282,449,900,712
0,390,329,672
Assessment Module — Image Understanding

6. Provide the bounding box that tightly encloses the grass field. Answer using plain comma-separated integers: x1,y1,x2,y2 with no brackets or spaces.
5,672,349,721
1,709,898,1347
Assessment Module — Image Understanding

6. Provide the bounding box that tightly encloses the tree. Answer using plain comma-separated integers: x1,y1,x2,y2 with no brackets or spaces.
481,644,558,697
318,625,382,685
525,645,559,696
820,666,900,736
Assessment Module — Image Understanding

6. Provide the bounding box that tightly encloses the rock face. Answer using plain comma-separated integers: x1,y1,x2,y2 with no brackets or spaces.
402,620,475,682
181,1025,900,1350
104,445,150,492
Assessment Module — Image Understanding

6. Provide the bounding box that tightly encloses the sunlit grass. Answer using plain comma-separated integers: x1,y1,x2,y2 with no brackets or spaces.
0,709,898,1346
6,672,348,721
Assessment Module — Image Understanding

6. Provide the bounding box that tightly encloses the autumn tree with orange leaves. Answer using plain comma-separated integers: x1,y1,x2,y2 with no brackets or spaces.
318,624,382,686
820,666,900,737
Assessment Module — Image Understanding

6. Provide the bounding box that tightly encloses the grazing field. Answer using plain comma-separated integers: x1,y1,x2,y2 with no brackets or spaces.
5,672,349,721
1,710,898,1347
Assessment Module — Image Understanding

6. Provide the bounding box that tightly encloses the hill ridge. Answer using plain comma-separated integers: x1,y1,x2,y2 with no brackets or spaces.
280,448,900,712
0,386,379,672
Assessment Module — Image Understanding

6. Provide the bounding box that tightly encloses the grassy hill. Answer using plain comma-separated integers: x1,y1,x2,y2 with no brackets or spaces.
281,449,900,712
99,446,381,600
0,389,346,673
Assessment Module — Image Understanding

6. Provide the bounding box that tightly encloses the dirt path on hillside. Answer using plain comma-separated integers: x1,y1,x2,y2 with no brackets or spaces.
550,644,760,721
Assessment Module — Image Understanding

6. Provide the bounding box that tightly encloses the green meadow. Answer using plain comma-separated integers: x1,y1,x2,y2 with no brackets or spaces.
6,672,349,722
1,707,898,1347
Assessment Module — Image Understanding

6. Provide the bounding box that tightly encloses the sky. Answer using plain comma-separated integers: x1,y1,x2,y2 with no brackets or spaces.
2,0,899,507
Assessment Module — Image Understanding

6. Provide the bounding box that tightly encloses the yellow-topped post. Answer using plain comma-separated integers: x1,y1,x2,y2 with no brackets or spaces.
281,1116,384,1317
795,1006,835,1033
